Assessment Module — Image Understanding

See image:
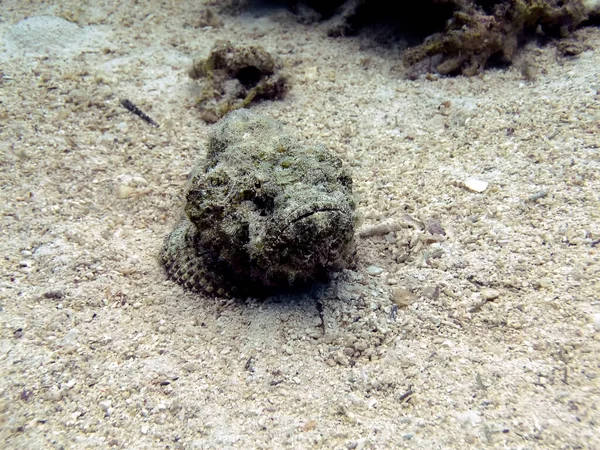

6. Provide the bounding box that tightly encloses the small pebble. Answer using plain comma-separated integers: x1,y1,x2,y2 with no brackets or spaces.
355,438,367,450
182,362,201,372
334,353,350,367
392,288,413,307
44,290,64,300
593,313,600,331
384,232,396,244
353,341,368,352
537,277,553,289
116,185,134,199
464,177,489,193
458,410,482,426
366,265,384,276
422,285,437,298
481,288,500,300
99,400,112,411
46,389,63,402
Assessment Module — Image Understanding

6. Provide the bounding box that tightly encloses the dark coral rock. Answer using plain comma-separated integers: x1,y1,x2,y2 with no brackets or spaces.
313,0,592,75
189,40,288,123
403,0,591,76
161,110,357,297
217,0,597,76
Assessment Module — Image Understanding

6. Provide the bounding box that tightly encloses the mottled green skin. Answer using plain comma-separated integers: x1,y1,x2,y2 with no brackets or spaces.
161,110,356,297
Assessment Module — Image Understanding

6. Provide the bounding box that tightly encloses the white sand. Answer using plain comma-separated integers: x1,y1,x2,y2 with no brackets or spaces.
1,2,599,448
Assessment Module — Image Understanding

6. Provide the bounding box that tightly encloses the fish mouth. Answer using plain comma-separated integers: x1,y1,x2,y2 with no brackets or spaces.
275,202,348,239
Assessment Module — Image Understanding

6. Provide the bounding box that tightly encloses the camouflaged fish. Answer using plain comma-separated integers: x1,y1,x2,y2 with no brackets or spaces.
160,110,357,297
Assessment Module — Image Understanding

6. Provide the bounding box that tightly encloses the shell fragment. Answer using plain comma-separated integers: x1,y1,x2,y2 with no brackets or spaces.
464,177,489,193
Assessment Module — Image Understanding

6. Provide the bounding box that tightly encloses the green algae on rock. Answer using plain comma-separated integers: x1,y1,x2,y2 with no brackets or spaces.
161,110,357,297
189,40,288,123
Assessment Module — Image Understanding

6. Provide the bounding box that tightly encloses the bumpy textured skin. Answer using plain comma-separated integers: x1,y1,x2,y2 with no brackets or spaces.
161,110,356,297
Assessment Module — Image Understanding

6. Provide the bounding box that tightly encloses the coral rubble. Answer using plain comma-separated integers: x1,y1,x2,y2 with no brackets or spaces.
189,40,288,122
218,0,598,76
403,0,592,76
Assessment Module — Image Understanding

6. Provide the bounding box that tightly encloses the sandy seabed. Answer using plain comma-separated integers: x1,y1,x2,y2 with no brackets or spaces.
1,1,599,449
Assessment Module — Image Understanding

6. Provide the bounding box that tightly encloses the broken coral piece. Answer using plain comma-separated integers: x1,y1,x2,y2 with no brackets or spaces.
189,40,288,123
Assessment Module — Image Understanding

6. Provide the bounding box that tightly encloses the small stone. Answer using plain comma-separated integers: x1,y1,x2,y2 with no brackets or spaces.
421,285,438,298
353,341,368,352
62,328,79,344
366,265,384,276
458,410,482,426
116,185,134,199
355,438,368,450
537,277,553,289
392,288,413,307
44,290,64,299
481,288,500,300
304,66,319,80
140,425,149,435
593,313,600,331
182,362,201,372
384,232,397,244
334,353,350,367
426,218,445,236
99,400,112,411
46,389,63,402
343,347,355,356
464,177,489,193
